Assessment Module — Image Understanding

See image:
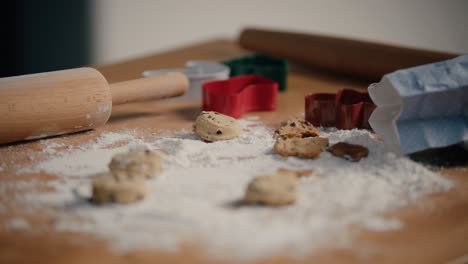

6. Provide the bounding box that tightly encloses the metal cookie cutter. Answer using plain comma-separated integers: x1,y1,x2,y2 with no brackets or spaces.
202,74,278,118
143,61,230,101
305,89,376,129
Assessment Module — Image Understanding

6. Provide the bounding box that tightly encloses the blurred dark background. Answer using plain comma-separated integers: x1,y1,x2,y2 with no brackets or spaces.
0,0,91,77
1,0,467,78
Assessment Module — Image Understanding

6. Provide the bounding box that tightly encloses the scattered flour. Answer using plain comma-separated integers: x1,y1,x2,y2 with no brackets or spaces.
11,121,453,259
6,218,30,230
90,131,141,149
42,142,65,155
36,147,129,177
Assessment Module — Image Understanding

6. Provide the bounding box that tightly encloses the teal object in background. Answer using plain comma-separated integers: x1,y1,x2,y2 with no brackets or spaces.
223,54,288,91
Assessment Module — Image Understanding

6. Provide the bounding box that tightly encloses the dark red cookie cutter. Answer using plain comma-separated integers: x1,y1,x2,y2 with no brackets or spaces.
202,74,278,118
305,89,376,129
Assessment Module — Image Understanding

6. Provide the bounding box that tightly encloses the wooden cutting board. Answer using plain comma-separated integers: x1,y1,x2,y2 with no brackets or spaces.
0,40,467,264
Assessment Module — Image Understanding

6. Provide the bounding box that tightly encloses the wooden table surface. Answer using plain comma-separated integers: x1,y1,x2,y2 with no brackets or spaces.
1,39,468,264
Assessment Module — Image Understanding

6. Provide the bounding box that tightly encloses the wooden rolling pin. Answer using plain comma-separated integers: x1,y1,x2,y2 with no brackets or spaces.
0,67,188,144
239,28,458,80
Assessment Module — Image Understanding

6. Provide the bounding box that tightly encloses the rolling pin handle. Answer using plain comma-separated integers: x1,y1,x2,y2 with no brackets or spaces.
110,72,189,105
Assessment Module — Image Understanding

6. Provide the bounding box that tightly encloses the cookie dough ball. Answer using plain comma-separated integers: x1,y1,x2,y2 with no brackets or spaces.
92,174,147,204
274,117,319,139
109,149,162,180
327,142,369,161
193,111,241,141
274,136,329,159
244,173,298,206
276,168,314,178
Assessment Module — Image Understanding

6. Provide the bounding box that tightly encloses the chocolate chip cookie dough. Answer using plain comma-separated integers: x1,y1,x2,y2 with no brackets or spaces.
109,149,162,180
193,111,241,141
92,174,147,204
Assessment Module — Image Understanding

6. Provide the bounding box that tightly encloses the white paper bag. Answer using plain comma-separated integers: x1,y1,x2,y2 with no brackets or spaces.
368,55,468,155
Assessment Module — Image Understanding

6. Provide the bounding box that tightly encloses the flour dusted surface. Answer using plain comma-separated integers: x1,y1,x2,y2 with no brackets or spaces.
14,120,453,259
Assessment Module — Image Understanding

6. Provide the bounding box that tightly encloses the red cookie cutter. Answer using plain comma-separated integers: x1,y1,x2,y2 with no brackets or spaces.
202,74,278,118
305,89,376,129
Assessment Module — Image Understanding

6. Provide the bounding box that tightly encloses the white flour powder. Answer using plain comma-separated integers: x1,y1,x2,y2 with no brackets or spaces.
12,120,453,259
6,218,30,230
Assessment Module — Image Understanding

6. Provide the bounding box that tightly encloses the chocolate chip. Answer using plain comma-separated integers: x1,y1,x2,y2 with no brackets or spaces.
216,130,222,135
301,132,314,138
290,123,296,127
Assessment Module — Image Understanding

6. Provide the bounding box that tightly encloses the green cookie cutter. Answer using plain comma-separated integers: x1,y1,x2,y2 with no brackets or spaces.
223,54,288,91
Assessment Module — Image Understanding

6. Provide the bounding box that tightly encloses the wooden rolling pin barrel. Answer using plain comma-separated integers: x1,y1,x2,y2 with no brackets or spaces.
0,68,188,144
239,28,457,80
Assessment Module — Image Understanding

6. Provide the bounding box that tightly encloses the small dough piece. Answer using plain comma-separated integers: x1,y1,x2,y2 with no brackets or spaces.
327,142,369,161
109,149,162,180
244,173,297,206
274,136,329,159
276,168,314,178
92,174,147,204
193,111,241,141
274,117,319,139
